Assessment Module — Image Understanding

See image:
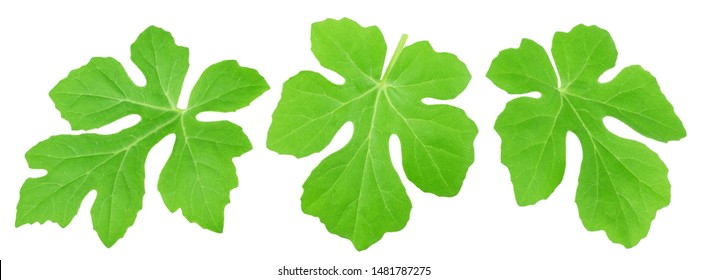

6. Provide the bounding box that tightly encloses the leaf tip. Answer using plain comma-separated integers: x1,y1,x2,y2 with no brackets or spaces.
99,236,119,248
14,217,25,228
673,123,687,141
352,241,373,251
143,25,168,35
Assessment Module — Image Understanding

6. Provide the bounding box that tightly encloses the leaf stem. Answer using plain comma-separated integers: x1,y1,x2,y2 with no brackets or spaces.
381,34,408,84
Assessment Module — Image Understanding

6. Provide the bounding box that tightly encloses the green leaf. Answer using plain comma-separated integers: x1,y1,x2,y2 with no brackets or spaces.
487,24,686,248
16,26,269,247
267,18,476,250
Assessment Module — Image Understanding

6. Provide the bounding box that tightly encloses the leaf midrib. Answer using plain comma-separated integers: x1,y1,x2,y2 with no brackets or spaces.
349,33,409,240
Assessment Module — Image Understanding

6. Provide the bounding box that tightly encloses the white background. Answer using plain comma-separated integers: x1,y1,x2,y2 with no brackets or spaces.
1,1,705,279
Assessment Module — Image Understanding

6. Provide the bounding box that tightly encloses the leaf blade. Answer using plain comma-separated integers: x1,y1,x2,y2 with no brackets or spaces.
267,71,357,158
489,24,685,247
311,18,386,87
17,26,267,246
269,18,475,250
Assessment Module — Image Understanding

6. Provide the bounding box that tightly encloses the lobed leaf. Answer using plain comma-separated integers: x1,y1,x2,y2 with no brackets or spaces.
488,24,685,247
268,18,476,250
17,26,269,247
